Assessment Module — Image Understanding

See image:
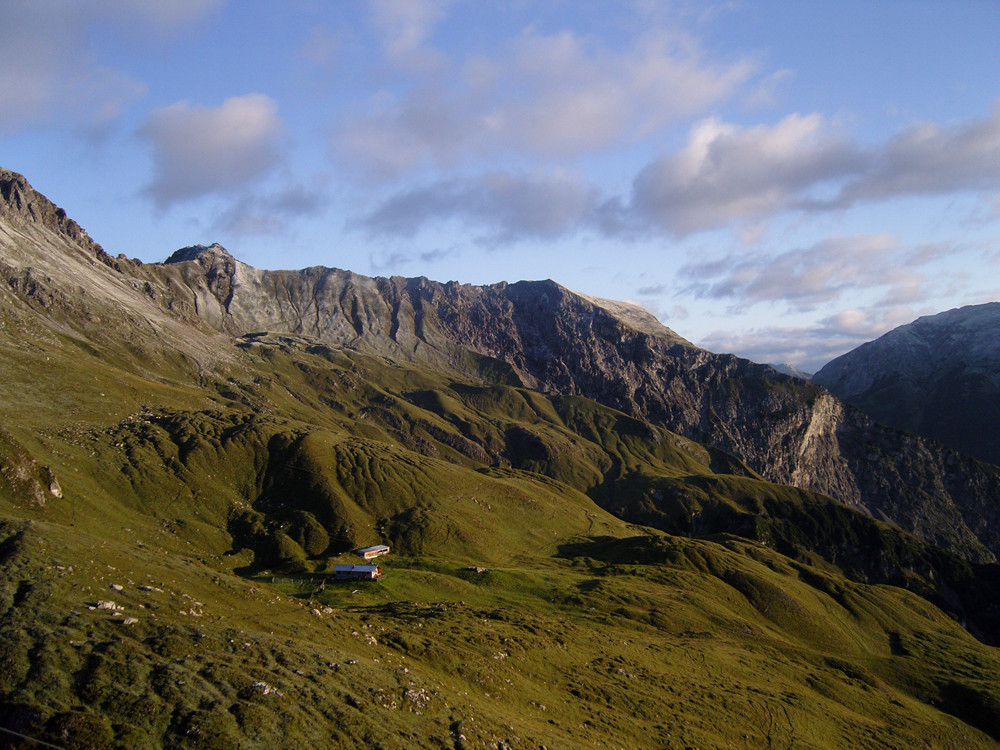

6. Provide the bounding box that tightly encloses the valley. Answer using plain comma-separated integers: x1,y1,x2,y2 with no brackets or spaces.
1,168,1000,748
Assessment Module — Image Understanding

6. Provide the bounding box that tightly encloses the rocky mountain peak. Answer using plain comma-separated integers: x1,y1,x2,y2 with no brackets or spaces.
0,168,106,259
813,302,1000,465
0,169,32,212
165,243,233,264
813,302,1000,398
577,290,689,342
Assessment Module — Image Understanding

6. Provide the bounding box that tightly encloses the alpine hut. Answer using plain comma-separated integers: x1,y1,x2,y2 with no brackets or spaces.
355,544,391,560
333,564,384,581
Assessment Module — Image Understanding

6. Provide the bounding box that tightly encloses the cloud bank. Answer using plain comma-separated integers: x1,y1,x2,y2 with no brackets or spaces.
631,114,864,235
837,104,1000,204
335,23,755,180
357,169,602,243
355,104,1000,244
681,233,906,311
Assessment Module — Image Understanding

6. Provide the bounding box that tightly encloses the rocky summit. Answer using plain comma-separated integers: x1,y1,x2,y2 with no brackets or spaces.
814,303,1000,466
2,167,1000,748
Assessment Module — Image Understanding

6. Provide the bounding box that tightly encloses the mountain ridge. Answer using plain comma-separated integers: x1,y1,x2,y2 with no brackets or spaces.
814,302,1000,465
149,241,1000,563
3,167,1000,563
3,167,1000,747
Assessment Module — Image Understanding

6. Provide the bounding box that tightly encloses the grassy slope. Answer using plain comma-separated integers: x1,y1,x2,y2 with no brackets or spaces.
1,313,999,748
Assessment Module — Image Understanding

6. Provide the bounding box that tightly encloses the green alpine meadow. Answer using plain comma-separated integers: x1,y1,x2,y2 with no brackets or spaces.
2,168,1000,749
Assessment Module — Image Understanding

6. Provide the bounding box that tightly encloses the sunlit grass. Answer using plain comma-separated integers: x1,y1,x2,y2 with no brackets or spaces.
1,324,998,748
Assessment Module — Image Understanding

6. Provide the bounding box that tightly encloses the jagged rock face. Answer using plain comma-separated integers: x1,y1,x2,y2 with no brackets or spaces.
159,244,1000,562
0,172,236,372
0,170,106,257
3,168,1000,562
814,304,1000,467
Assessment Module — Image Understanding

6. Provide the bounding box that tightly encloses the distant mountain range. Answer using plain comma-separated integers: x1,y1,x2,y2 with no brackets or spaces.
143,243,1000,564
3,163,1000,561
3,166,1000,748
814,304,1000,466
768,362,812,379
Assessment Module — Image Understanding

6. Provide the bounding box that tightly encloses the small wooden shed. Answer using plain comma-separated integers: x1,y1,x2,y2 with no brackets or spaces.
355,544,391,560
333,564,384,581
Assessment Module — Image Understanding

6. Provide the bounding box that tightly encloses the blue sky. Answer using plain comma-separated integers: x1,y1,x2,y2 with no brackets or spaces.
2,0,999,371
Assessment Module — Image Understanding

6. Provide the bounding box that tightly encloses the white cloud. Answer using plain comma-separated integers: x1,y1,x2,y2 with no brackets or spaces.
0,0,218,134
212,181,328,237
631,113,864,235
817,305,922,346
369,0,451,69
357,169,600,243
742,68,794,109
419,246,458,264
498,28,755,155
636,283,668,295
631,104,1000,237
698,325,839,372
139,94,285,207
335,87,482,180
836,103,1000,204
334,23,754,179
681,233,910,312
639,104,1000,234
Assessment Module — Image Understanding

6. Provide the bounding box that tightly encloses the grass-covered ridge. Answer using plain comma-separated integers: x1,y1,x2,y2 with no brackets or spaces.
1,305,1000,747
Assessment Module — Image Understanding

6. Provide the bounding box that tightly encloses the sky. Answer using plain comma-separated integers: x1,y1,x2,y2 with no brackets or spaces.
2,0,1000,372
